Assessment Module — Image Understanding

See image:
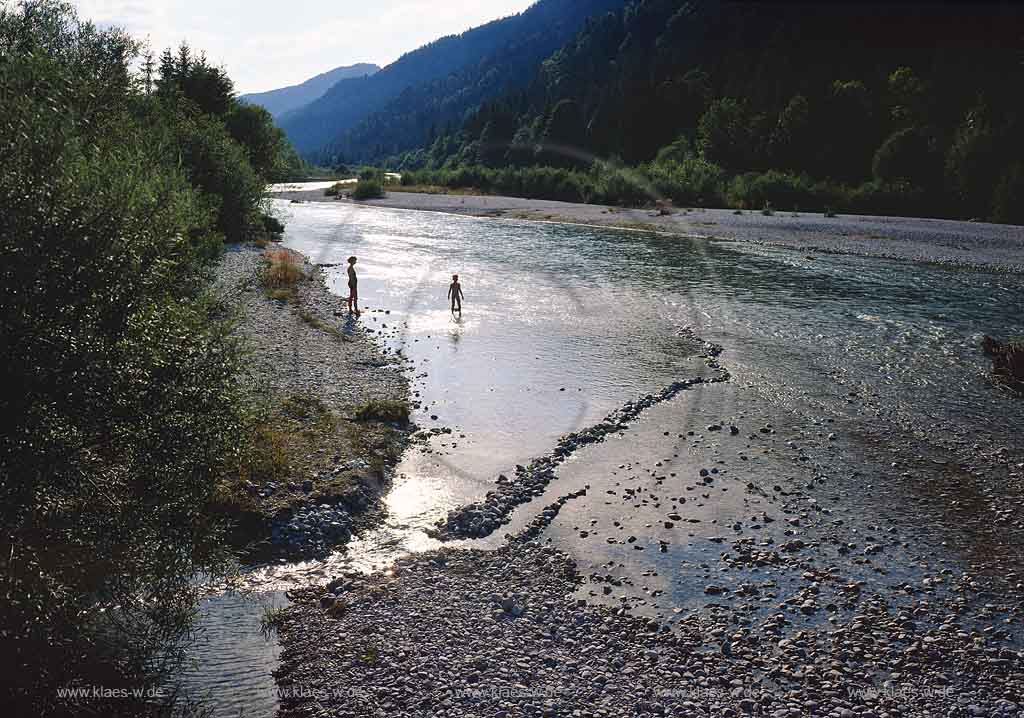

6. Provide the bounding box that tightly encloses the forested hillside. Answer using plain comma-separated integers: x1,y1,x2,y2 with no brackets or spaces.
280,0,624,159
395,0,1024,223
240,62,379,119
1,2,298,713
324,0,624,164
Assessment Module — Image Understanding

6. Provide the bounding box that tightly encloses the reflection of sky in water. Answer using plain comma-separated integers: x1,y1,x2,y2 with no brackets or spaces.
265,195,1024,577
251,197,1024,572
186,193,1023,716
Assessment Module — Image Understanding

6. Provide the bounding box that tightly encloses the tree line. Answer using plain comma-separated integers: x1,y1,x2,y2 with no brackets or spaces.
382,0,1024,223
0,1,298,714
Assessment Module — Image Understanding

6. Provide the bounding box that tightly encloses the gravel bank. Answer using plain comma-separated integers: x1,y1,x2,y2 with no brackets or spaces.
214,244,406,411
274,322,1024,716
212,244,410,559
272,189,1024,273
276,541,1022,718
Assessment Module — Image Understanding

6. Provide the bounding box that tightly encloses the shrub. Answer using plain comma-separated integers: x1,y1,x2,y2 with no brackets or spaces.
170,109,264,243
1,6,245,709
729,171,815,211
352,178,385,200
260,249,303,295
260,607,288,637
353,399,411,423
644,156,727,207
262,212,285,235
849,180,927,217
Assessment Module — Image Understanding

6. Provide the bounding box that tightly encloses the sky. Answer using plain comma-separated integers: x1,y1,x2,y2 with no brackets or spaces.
71,1,535,95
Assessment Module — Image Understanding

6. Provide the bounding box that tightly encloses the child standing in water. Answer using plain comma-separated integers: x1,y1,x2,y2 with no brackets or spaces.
447,273,464,313
346,256,359,315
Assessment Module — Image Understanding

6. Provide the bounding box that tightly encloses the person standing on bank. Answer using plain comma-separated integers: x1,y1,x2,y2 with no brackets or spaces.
447,273,464,314
346,256,360,315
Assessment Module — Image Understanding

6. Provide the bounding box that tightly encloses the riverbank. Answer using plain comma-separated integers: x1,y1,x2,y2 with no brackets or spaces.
277,541,1022,718
211,244,411,561
272,187,1024,273
266,191,1023,717
274,345,1024,718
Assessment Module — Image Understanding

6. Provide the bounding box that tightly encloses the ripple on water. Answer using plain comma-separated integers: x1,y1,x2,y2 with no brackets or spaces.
182,190,1024,714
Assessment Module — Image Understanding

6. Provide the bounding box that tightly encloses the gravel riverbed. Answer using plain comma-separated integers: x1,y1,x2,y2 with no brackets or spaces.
262,197,1024,716
272,188,1024,273
212,244,410,560
276,540,1022,718
274,338,1024,717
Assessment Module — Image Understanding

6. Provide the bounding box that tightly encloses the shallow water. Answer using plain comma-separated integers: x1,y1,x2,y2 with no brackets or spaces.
181,191,1024,715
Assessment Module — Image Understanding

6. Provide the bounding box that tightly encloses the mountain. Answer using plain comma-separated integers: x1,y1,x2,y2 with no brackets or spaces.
404,0,1023,222
280,0,625,160
240,63,379,120
326,0,624,164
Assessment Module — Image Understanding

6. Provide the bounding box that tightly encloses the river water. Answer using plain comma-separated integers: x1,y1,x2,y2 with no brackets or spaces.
180,190,1024,716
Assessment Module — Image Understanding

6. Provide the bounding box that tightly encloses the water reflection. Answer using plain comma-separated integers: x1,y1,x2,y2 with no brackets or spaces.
184,195,1023,715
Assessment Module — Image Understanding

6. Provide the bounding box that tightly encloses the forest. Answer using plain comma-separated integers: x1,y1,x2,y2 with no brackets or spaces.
372,0,1024,222
281,0,622,158
0,1,298,714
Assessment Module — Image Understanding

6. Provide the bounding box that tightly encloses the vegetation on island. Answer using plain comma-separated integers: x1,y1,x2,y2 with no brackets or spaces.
322,1,1023,223
0,1,301,714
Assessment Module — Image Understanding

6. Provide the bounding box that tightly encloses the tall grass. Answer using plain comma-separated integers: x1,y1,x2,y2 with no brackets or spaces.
351,178,385,200
260,249,303,299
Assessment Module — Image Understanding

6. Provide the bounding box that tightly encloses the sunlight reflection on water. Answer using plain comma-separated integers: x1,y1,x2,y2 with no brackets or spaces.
183,188,1024,716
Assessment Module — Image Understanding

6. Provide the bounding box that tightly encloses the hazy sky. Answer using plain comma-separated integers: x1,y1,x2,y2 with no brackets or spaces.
71,1,535,94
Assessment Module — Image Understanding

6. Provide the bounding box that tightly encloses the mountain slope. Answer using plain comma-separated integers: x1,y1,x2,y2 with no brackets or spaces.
327,0,623,164
280,0,625,159
240,63,379,119
401,0,1023,222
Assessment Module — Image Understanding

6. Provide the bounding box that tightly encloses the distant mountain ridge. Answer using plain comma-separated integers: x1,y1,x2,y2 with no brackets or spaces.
280,0,626,160
240,63,379,120
327,0,624,164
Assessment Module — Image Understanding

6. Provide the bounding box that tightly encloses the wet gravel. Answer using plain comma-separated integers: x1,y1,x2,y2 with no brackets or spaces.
276,541,1024,718
432,337,728,540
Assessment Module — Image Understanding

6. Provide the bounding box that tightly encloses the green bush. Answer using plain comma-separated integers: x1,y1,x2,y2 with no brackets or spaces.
728,171,813,210
644,156,727,207
262,212,286,235
849,179,927,217
352,178,385,200
170,109,264,243
0,3,278,713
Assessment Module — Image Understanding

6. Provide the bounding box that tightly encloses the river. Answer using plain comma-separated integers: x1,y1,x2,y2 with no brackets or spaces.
179,189,1024,716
